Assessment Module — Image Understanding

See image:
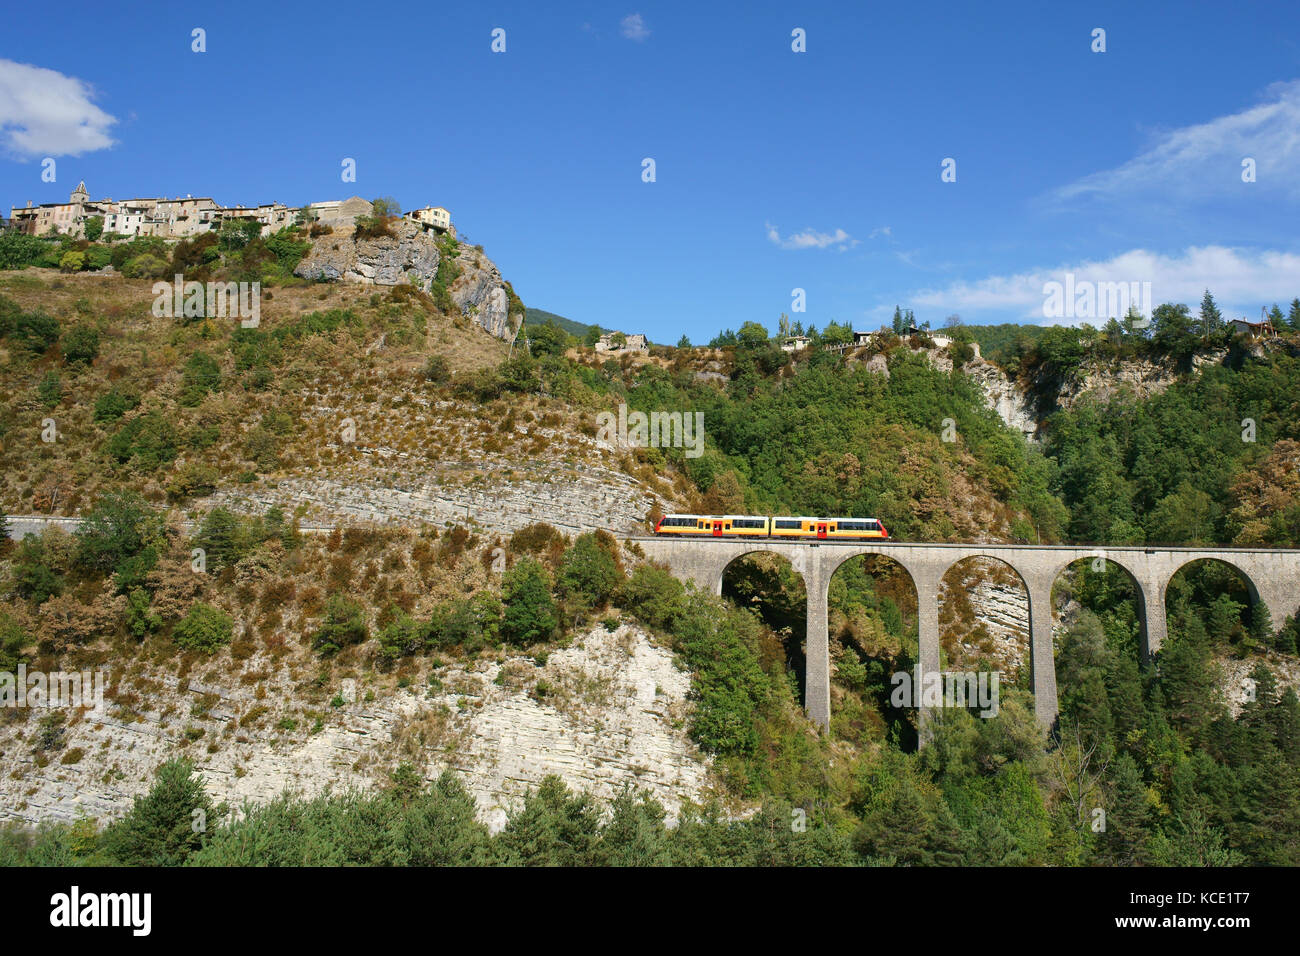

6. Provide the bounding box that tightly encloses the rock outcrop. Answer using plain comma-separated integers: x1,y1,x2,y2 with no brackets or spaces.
0,624,713,834
294,219,522,342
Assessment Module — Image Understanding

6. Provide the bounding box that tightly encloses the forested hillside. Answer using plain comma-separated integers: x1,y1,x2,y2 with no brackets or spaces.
2,237,1299,866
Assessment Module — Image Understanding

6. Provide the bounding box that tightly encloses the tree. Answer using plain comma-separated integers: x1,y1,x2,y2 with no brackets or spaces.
892,305,906,335
820,321,853,346
312,595,368,655
556,533,619,612
1147,481,1217,544
527,321,569,358
736,321,770,349
1199,290,1222,338
676,334,691,350
100,759,214,866
1150,303,1199,360
1269,303,1286,329
1100,753,1151,865
500,557,557,645
217,218,261,251
1288,298,1300,332
83,216,104,242
371,197,401,219
75,491,162,579
494,775,600,865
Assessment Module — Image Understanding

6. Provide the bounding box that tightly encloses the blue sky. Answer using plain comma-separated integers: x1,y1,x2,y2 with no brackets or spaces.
3,0,1299,343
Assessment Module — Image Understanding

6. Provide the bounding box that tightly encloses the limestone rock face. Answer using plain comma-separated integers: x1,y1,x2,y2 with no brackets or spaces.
963,358,1037,439
0,624,713,833
294,220,521,342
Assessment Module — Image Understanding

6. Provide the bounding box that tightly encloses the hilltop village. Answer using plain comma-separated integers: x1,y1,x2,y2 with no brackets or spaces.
7,182,454,241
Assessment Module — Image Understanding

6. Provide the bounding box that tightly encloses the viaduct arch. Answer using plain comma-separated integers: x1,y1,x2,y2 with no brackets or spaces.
633,539,1300,732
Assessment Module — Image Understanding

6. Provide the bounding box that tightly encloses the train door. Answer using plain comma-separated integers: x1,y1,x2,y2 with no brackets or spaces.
712,520,724,536
816,522,828,539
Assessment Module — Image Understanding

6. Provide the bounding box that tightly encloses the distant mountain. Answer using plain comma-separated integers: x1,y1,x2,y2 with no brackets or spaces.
524,307,608,340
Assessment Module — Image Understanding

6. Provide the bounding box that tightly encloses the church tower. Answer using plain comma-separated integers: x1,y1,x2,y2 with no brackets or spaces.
70,181,89,205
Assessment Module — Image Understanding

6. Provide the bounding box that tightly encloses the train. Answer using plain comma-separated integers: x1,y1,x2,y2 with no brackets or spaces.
654,514,890,541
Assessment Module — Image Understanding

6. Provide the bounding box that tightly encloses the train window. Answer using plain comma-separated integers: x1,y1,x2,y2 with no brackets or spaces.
774,519,801,530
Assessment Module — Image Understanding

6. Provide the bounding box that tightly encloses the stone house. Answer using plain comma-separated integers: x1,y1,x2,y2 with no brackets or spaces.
595,332,649,353
307,196,374,225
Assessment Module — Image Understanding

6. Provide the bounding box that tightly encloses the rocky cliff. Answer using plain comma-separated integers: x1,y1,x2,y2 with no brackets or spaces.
294,219,523,342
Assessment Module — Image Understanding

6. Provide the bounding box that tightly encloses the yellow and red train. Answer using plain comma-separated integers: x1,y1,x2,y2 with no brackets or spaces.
654,515,890,541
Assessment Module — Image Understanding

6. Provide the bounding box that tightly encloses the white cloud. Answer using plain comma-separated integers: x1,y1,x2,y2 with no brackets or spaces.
620,13,650,41
766,221,859,251
0,59,117,158
910,246,1300,323
1052,79,1300,204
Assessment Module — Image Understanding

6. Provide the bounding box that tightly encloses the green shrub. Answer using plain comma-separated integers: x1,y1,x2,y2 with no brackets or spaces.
312,595,368,655
423,354,450,384
62,323,100,365
556,533,619,612
12,310,60,353
378,609,427,661
85,245,112,270
122,253,172,279
428,593,503,653
75,490,163,578
106,411,180,470
173,603,233,654
500,558,557,646
11,537,63,603
179,351,221,406
36,371,61,407
619,565,688,631
0,233,58,269
93,386,140,423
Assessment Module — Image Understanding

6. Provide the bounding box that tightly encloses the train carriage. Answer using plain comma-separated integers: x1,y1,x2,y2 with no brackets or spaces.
654,514,887,540
654,515,772,536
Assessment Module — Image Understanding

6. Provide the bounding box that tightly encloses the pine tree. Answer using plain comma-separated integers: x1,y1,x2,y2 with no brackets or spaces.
1199,289,1222,337
1102,753,1152,864
100,759,214,865
1288,298,1300,331
1249,599,1274,650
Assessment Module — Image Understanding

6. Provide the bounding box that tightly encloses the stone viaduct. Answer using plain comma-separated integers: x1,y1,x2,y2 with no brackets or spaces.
633,538,1300,731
